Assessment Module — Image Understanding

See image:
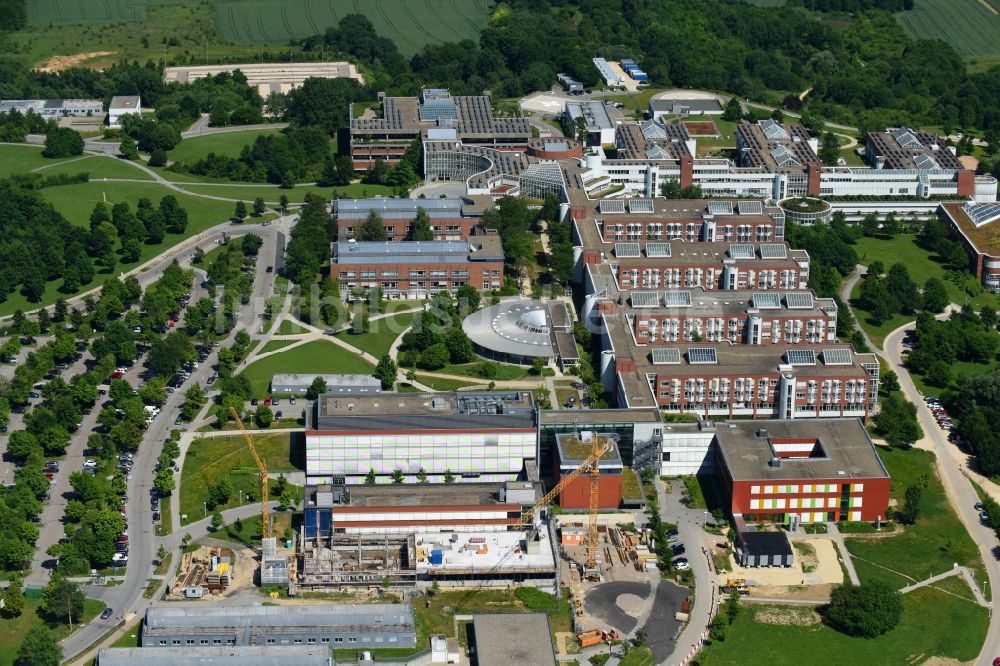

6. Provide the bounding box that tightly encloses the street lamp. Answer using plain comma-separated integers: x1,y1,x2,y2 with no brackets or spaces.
203,501,207,517
239,490,244,505
704,511,709,526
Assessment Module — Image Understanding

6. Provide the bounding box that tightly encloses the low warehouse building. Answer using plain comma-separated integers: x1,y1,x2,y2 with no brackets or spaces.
140,604,416,649
734,529,794,568
98,645,332,666
472,614,556,666
270,373,381,395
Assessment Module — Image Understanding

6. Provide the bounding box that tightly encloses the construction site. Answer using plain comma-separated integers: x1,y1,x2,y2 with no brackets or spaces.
292,432,618,594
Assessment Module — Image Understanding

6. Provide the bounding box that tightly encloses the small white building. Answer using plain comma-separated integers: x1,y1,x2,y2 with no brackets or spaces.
108,96,141,128
430,635,460,664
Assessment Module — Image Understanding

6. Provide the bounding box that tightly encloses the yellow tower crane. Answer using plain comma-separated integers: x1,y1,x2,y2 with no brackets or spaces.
519,436,610,569
230,405,270,539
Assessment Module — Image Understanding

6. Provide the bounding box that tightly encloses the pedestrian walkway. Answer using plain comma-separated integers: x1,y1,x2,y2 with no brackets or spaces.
826,522,860,585
897,565,989,607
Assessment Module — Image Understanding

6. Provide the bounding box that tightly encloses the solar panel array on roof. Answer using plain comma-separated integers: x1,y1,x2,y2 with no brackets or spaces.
963,202,1000,228
645,145,670,160
599,200,626,214
662,291,693,307
628,199,654,214
737,200,764,215
708,201,734,216
784,292,814,309
751,293,781,309
785,349,817,366
758,244,788,259
687,348,718,364
822,348,853,366
630,291,660,308
615,242,641,258
728,244,755,259
651,348,682,365
645,242,671,258
760,119,790,141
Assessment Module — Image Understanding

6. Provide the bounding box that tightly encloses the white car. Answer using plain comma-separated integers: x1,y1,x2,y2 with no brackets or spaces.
83,459,97,468
673,558,690,570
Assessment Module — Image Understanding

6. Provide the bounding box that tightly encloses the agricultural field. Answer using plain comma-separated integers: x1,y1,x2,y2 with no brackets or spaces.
22,0,490,61
210,0,489,55
895,0,1000,59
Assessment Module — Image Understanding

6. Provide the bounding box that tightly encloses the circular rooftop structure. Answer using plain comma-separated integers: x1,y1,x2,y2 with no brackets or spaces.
779,196,832,224
462,299,556,365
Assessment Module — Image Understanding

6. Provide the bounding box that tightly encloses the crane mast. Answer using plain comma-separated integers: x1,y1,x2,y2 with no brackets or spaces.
230,405,270,539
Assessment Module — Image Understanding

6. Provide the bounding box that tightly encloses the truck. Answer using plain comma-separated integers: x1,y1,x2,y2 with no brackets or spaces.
577,630,602,648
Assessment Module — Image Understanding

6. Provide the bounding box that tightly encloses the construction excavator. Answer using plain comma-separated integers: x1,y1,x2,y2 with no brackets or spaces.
230,405,270,539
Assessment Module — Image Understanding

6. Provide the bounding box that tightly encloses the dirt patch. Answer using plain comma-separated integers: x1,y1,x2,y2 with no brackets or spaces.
751,583,836,602
920,657,973,666
753,606,821,626
683,120,720,137
36,51,116,72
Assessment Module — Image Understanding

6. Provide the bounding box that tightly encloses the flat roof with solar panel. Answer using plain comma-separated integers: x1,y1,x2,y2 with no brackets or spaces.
785,349,817,366
662,291,693,307
651,348,681,365
866,128,962,170
728,244,755,259
630,291,660,308
645,242,671,258
628,199,654,214
758,244,788,259
784,292,814,309
599,199,626,214
751,293,781,309
822,348,853,365
615,243,641,258
707,201,734,216
963,202,1000,229
737,200,764,215
687,348,718,364
940,202,1000,264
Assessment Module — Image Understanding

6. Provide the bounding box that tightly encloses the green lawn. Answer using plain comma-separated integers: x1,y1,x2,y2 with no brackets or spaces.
698,587,987,665
844,447,985,588
0,145,154,181
168,129,285,163
848,234,1000,347
259,339,298,354
179,183,324,204
0,179,233,315
242,339,375,396
0,597,105,665
179,432,302,524
433,361,532,381
895,0,1000,59
276,320,310,335
335,310,416,359
414,374,478,391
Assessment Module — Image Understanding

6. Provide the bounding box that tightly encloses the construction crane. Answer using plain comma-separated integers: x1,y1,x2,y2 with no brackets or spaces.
519,435,610,568
230,405,270,539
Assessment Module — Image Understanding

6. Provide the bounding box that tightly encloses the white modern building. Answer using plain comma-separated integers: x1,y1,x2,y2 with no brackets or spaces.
108,96,141,128
306,392,538,485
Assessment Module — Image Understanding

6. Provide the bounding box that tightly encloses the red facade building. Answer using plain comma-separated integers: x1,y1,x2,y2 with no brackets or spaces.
713,419,890,525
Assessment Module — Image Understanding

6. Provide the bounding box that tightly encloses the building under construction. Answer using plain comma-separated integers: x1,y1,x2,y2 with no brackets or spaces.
296,480,561,590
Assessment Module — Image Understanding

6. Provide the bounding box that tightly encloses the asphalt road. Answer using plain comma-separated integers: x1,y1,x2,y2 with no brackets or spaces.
882,324,999,666
53,218,292,662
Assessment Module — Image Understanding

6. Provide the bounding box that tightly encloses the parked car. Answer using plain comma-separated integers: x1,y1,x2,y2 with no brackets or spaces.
100,607,114,620
275,411,283,420
672,558,690,570
671,543,686,556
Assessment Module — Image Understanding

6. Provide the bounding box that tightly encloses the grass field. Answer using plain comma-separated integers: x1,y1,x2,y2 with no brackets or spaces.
168,128,284,163
845,447,986,589
413,374,477,391
0,179,232,315
242,339,374,396
23,0,489,59
895,0,1000,59
275,319,310,335
259,339,298,354
697,586,987,665
0,597,105,665
179,432,302,523
848,234,1000,347
335,310,416,359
